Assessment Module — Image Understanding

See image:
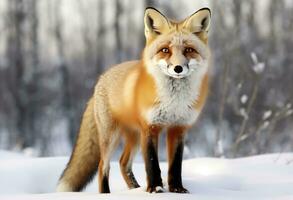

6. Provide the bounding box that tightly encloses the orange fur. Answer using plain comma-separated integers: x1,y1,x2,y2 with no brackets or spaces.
194,74,209,110
167,126,187,163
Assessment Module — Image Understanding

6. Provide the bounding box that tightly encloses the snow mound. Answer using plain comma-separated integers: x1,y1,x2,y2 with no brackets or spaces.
0,150,30,160
1,152,293,199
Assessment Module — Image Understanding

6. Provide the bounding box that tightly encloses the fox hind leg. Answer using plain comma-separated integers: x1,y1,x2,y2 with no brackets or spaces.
95,94,120,193
120,130,140,189
98,128,120,193
98,124,120,193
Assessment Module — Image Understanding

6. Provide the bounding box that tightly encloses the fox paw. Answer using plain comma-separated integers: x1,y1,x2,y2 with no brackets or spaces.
147,186,165,193
169,186,189,193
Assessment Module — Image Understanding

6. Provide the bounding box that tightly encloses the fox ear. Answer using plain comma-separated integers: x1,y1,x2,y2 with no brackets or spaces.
144,7,170,40
183,8,211,33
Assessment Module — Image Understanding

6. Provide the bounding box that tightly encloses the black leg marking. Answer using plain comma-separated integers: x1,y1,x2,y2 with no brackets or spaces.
145,137,163,193
101,175,110,193
168,141,189,193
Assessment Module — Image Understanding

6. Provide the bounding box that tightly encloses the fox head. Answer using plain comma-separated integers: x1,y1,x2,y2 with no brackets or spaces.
143,7,211,79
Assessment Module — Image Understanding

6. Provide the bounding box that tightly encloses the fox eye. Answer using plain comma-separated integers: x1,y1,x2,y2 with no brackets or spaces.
184,47,196,53
160,48,169,53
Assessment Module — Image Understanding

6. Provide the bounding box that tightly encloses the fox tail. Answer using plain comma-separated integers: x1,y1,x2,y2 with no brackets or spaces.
56,98,100,192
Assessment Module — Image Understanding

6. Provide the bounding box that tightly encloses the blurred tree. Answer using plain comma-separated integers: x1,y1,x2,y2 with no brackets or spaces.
96,0,106,74
52,0,75,145
114,0,123,63
6,0,29,148
26,0,40,149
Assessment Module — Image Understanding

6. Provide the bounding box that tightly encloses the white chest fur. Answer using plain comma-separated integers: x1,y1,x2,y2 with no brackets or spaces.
146,68,206,126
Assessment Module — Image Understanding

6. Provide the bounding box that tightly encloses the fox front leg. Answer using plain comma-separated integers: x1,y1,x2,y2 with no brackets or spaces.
141,125,164,193
167,126,189,193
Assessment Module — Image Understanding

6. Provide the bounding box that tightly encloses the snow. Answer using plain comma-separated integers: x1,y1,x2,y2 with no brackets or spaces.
263,110,272,120
1,151,293,199
286,110,293,116
251,52,265,74
0,150,30,160
240,95,248,104
252,63,265,74
262,121,270,129
240,108,248,119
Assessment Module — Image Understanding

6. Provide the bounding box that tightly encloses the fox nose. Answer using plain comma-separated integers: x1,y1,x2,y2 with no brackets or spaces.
174,65,183,73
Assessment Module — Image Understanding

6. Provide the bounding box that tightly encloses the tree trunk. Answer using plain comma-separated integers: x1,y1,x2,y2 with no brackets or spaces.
96,0,105,74
25,0,40,148
114,0,123,63
6,0,28,148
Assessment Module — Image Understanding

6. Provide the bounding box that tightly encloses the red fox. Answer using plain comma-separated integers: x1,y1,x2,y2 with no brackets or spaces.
57,7,211,194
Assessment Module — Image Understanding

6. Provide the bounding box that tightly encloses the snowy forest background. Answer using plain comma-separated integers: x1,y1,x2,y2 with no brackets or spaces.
0,0,292,158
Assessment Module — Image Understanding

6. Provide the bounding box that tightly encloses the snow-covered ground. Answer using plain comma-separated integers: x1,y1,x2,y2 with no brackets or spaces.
1,150,293,200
